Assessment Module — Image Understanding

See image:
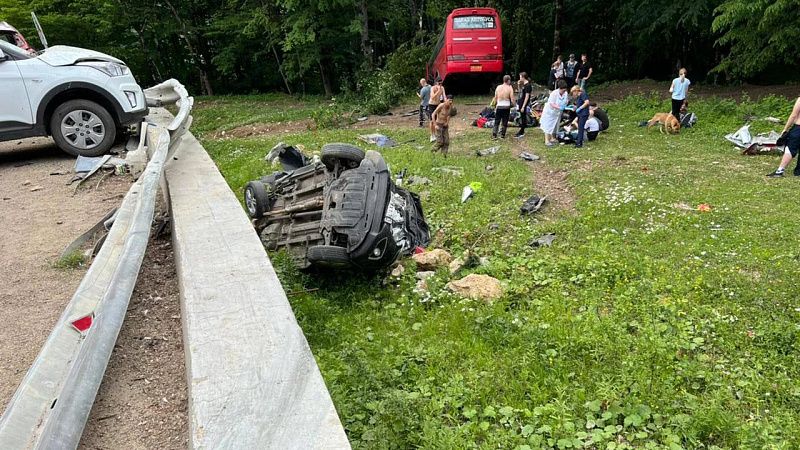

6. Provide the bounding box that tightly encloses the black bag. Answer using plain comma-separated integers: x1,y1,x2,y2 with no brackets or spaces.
777,131,790,147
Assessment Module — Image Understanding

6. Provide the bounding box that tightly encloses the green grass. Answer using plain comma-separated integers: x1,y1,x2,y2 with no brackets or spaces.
54,250,85,269
196,93,800,449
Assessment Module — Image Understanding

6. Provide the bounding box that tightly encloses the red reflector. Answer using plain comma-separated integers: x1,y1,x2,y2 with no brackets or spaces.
413,246,425,254
71,315,93,333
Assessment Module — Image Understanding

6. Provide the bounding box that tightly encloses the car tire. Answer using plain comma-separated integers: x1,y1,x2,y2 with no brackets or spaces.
307,245,351,268
321,143,365,170
50,100,117,157
244,181,271,218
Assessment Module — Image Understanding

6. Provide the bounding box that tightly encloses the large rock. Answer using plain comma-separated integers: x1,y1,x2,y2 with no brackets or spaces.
412,249,452,271
446,274,503,303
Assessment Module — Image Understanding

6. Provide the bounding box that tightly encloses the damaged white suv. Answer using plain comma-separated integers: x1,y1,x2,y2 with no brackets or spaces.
0,40,147,156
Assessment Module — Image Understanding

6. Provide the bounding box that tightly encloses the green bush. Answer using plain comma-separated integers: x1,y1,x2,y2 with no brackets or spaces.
310,99,356,129
350,69,407,115
385,42,432,90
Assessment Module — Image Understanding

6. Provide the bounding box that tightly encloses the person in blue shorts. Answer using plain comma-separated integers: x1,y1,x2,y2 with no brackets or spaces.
767,97,800,177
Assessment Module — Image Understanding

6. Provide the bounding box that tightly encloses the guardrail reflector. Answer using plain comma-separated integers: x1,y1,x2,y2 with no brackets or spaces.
70,314,94,333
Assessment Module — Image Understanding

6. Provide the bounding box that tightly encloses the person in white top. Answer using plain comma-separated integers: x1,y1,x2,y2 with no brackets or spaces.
669,68,690,119
539,79,569,147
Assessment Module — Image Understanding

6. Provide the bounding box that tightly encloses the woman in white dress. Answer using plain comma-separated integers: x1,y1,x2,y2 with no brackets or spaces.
540,79,569,147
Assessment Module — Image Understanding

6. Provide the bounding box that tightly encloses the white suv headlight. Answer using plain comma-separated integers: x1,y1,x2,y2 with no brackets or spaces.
75,61,130,77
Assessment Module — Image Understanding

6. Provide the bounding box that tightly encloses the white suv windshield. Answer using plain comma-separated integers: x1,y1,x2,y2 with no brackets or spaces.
0,39,30,59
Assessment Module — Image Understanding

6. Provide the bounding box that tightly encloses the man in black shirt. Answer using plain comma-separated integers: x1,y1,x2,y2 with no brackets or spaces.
590,103,609,131
575,54,593,92
515,72,533,138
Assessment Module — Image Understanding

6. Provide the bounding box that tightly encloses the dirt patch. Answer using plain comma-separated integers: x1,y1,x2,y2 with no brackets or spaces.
592,80,799,104
211,119,312,139
508,140,577,215
80,219,188,449
0,138,132,409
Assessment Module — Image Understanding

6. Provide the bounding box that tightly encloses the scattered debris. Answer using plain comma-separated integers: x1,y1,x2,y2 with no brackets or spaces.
530,233,556,247
414,279,429,294
59,208,117,262
485,165,495,172
446,274,503,303
519,151,540,161
672,202,694,211
520,195,547,215
22,180,31,186
725,124,783,155
412,249,452,271
461,182,483,203
407,175,432,186
357,116,368,121
71,154,113,190
764,117,782,124
29,186,43,192
476,146,500,157
697,203,712,212
488,223,499,230
358,133,397,148
461,186,474,203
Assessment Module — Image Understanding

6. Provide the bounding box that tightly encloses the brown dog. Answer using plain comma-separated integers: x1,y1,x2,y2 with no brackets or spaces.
647,113,681,134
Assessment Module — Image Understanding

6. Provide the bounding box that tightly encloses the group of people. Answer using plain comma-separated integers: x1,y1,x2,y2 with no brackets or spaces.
549,53,593,91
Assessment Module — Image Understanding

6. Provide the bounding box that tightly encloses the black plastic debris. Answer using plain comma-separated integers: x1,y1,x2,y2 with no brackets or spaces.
520,195,547,215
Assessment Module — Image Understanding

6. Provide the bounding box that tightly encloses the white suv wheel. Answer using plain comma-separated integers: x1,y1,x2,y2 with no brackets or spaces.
50,99,116,157
60,110,106,150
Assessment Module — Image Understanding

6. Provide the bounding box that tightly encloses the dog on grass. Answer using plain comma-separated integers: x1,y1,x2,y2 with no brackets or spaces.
647,113,681,134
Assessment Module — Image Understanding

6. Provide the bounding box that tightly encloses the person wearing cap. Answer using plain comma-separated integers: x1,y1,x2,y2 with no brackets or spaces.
428,79,446,142
432,95,454,156
417,78,431,127
565,54,578,89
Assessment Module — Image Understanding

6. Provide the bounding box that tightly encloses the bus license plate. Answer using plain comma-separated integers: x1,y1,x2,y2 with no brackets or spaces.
470,65,482,72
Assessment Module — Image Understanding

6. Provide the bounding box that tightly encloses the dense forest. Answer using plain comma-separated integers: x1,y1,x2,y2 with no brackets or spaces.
1,0,798,96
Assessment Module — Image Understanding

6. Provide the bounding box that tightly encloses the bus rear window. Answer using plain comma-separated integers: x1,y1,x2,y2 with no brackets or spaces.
452,15,495,30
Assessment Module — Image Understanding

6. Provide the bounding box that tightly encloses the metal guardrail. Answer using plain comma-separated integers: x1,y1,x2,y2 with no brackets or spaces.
0,79,193,449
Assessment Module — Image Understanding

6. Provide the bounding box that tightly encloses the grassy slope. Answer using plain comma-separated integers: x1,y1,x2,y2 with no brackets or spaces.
193,92,800,449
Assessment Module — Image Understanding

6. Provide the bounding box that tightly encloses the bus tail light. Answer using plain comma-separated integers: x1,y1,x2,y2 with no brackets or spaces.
447,54,466,61
487,54,502,60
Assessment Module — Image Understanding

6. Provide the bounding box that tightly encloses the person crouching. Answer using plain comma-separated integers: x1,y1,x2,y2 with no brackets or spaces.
570,85,590,148
432,95,454,156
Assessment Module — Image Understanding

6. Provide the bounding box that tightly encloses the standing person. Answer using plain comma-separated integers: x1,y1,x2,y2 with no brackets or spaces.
515,72,532,138
553,55,565,83
492,75,515,139
575,54,593,91
540,79,569,147
565,54,578,89
428,79,446,142
432,95,454,156
417,78,431,128
767,97,800,177
669,68,690,119
548,63,557,90
570,85,591,148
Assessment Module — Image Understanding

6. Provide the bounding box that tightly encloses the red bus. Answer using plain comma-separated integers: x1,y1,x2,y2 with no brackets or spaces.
426,8,503,85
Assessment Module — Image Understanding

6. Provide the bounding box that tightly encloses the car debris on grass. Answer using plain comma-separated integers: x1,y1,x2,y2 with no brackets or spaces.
245,142,430,271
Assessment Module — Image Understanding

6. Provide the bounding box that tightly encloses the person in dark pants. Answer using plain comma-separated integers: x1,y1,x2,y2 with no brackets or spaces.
570,85,590,148
669,68,690,119
565,54,578,89
492,74,514,139
515,72,532,138
575,54,593,92
767,97,800,177
417,78,431,127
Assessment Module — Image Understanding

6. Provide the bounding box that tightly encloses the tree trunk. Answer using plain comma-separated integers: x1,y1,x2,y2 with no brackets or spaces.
552,0,563,60
359,0,373,68
318,60,333,98
272,45,293,95
163,0,214,95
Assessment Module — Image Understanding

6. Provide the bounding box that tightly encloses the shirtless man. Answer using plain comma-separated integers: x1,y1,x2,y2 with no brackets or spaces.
492,75,515,139
767,97,800,177
428,79,446,142
432,95,454,156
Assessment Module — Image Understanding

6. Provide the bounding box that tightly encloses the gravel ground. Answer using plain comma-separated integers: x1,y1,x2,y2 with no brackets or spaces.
0,138,188,447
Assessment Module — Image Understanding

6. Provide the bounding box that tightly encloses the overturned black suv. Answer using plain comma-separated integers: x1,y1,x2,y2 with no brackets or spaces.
244,143,430,270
